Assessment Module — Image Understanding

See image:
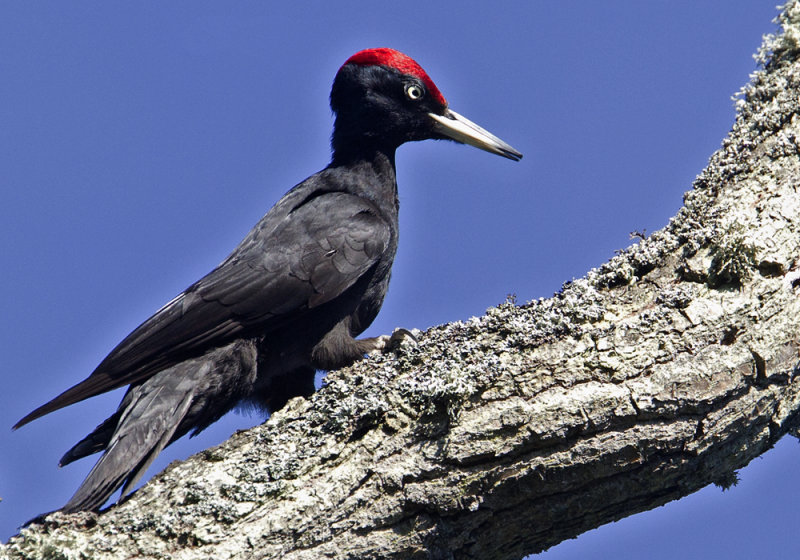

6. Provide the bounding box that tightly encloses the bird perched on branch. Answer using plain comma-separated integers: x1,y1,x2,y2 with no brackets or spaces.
15,47,522,513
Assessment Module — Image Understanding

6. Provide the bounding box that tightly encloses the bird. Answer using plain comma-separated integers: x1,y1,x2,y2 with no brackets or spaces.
14,47,522,513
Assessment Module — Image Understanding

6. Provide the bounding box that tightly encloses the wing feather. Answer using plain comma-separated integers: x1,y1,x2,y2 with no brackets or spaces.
14,191,391,428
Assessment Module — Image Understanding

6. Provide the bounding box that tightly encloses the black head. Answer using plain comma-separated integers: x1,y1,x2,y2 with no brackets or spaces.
330,48,522,163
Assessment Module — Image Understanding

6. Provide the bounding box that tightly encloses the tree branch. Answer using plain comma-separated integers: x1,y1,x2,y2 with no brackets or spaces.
6,3,800,559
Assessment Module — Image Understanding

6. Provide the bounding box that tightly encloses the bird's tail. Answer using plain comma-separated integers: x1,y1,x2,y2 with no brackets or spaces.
59,340,259,513
60,370,198,512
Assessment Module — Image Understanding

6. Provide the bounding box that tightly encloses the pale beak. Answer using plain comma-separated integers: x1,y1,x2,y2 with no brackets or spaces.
429,109,522,161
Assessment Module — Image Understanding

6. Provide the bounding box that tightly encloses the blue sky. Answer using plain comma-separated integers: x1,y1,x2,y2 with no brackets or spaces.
2,2,797,557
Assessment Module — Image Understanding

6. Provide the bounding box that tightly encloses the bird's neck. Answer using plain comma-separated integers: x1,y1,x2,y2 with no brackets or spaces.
331,129,397,163
328,146,399,211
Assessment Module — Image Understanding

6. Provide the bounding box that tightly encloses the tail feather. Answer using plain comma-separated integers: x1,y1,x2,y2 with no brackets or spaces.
60,373,197,513
59,410,122,467
59,339,259,513
117,390,195,500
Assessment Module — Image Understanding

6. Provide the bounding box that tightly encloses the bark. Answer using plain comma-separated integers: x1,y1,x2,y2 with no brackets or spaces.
5,4,800,559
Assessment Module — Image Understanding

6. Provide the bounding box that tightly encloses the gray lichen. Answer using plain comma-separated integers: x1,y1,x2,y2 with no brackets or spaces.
707,224,758,287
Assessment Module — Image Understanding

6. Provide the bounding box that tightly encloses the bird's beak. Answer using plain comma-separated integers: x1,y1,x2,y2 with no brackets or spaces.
429,109,522,161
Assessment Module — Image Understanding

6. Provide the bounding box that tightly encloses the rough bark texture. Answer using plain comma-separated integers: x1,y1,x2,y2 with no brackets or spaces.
5,4,800,559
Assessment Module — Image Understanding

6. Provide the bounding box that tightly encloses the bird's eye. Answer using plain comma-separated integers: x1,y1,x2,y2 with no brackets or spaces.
404,83,424,101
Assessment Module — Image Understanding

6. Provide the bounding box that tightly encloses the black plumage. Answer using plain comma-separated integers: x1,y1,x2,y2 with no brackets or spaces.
15,48,521,513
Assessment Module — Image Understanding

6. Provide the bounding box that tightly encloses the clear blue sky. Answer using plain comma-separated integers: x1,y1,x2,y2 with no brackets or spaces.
2,2,796,557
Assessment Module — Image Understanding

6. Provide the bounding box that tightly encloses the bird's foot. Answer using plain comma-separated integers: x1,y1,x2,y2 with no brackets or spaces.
368,328,420,355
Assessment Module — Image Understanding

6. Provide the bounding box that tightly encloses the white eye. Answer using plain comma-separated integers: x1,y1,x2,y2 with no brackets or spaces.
405,83,424,101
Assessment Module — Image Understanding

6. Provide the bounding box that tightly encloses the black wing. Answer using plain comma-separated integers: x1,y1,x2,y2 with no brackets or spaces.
15,191,391,428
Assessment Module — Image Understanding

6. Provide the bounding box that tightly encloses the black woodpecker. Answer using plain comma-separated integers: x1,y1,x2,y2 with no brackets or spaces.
15,48,522,513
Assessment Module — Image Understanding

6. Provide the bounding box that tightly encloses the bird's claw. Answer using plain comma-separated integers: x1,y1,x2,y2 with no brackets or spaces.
368,328,420,355
389,327,420,349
